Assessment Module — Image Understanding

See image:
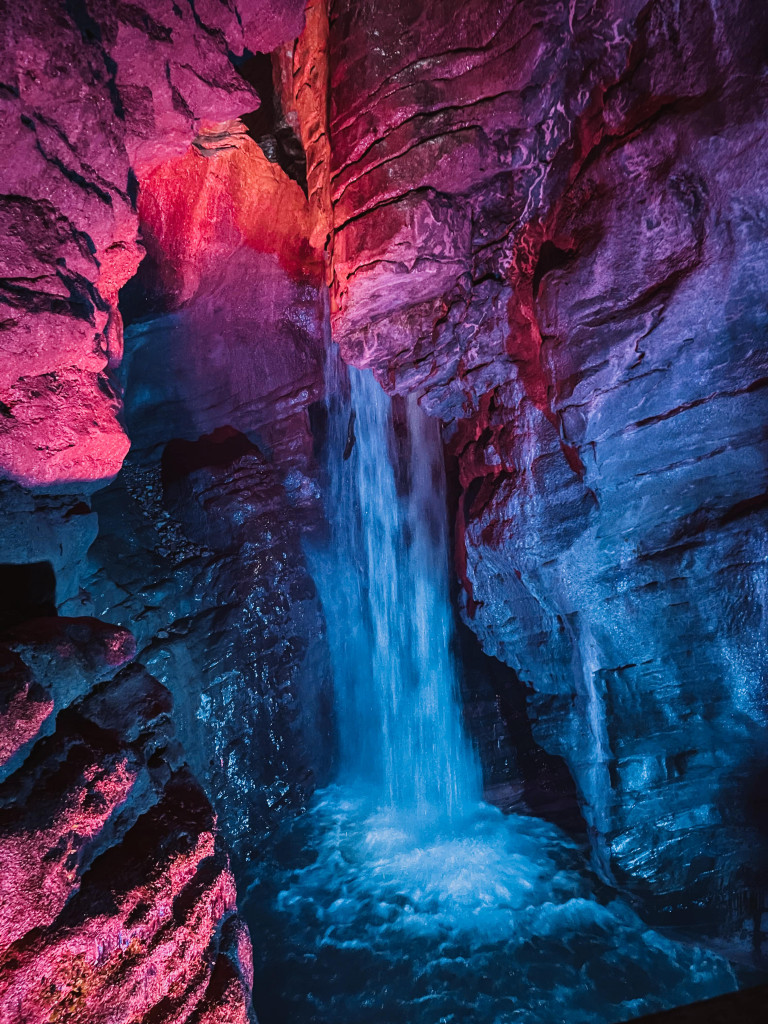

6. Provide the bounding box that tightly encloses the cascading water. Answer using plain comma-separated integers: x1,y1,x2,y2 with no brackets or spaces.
244,354,735,1024
312,355,480,822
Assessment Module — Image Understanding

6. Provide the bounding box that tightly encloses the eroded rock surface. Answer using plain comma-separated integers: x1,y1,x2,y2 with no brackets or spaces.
325,0,768,937
0,0,305,488
78,120,333,867
0,2,322,1017
2,0,767,1012
0,619,253,1024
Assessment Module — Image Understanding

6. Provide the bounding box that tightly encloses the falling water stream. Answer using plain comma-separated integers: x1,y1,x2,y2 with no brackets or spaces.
244,357,735,1024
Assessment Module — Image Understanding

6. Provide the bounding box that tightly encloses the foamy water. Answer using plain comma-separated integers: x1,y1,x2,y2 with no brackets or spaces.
246,787,734,1023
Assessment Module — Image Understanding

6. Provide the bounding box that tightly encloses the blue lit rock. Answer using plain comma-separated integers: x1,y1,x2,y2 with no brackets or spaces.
76,126,334,869
325,0,768,940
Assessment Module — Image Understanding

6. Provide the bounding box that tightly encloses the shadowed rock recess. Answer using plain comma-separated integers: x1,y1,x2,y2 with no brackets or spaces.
0,0,767,1022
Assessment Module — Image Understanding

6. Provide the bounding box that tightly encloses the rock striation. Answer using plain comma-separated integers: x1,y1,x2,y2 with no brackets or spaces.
81,116,334,867
0,0,305,488
2,0,768,1013
0,618,253,1024
324,0,768,938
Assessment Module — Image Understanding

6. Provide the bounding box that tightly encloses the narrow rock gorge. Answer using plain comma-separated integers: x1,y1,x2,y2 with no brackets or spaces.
0,2,766,1022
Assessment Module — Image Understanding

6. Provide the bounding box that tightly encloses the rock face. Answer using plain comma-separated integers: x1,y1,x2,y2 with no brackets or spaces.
2,0,768,1015
78,119,334,867
0,618,253,1024
325,0,768,935
0,0,305,488
0,2,324,1019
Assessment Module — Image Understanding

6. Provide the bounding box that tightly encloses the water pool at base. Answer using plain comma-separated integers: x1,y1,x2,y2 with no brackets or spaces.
244,787,734,1023
243,359,737,1023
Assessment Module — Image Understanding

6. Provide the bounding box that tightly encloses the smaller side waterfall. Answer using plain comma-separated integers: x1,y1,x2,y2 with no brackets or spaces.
310,354,481,822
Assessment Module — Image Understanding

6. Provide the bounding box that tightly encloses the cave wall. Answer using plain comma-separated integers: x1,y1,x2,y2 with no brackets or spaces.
0,619,254,1022
0,2,317,1020
324,0,768,933
81,119,334,866
2,0,768,1016
0,0,306,489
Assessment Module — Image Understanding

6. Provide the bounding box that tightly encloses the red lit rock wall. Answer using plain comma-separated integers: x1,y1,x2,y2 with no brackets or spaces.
78,115,333,867
3,0,768,1001
325,0,768,932
0,0,305,488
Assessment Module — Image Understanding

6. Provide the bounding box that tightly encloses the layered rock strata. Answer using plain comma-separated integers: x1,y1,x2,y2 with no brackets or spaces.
0,0,305,487
2,3,767,1015
80,118,333,866
0,618,253,1023
324,0,768,938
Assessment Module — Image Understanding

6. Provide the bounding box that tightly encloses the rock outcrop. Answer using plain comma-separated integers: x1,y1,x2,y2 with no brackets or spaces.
78,117,333,867
0,2,323,1019
0,0,305,488
0,618,253,1024
324,0,768,937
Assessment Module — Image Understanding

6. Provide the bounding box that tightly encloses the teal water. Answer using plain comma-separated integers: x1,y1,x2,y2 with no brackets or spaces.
244,359,735,1023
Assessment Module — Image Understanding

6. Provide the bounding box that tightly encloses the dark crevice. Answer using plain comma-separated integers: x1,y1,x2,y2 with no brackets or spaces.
720,490,768,527
445,452,586,836
0,280,93,321
628,376,768,433
332,184,456,237
127,167,139,207
0,562,57,631
161,428,264,489
21,115,115,208
64,0,125,119
532,240,577,299
233,50,308,195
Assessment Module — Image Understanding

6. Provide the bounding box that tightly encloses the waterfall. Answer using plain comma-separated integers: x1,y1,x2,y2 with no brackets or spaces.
310,353,481,822
244,350,735,1024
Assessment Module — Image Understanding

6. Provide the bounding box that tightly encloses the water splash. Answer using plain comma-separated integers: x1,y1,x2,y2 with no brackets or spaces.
247,788,734,1024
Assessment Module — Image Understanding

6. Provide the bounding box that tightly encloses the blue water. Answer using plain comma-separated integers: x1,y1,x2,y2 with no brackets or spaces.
244,358,735,1023
308,358,480,820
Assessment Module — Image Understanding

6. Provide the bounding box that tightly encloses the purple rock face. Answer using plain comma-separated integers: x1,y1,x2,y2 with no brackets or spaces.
0,0,306,488
74,121,334,869
0,621,253,1023
325,0,768,932
1,0,768,1018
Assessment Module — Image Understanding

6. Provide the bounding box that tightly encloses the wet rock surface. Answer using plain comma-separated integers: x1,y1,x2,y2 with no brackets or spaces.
325,0,768,943
80,120,334,868
1,0,767,1017
0,2,323,1020
0,0,305,488
0,619,253,1024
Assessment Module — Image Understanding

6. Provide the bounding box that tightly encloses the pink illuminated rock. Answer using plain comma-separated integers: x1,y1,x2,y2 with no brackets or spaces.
0,646,53,768
126,120,326,469
0,622,253,1023
0,0,306,488
0,775,251,1024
